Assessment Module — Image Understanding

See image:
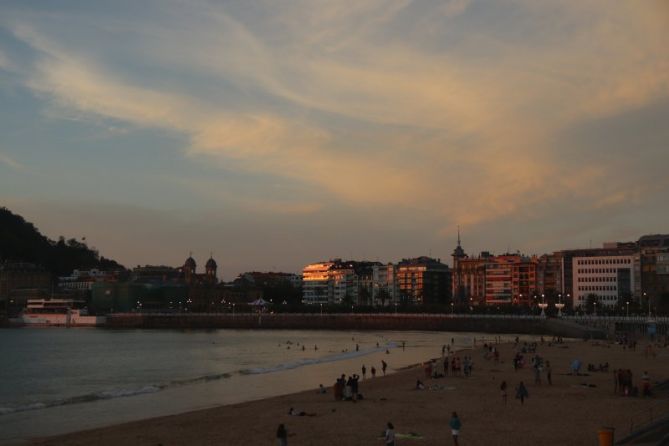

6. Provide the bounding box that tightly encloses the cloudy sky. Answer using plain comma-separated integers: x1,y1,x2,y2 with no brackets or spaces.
0,0,668,279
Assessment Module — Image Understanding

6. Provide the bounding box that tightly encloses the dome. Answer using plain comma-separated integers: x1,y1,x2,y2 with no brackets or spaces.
184,256,197,269
206,257,217,269
452,245,465,258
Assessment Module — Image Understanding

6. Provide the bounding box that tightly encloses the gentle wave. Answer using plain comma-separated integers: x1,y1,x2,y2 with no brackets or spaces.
0,343,394,416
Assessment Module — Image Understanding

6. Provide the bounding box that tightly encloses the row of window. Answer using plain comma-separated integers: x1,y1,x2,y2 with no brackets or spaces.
578,276,617,283
577,268,625,274
576,258,631,265
577,285,617,292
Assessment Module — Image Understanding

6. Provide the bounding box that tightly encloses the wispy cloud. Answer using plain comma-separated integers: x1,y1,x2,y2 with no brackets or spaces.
0,151,24,171
3,0,668,243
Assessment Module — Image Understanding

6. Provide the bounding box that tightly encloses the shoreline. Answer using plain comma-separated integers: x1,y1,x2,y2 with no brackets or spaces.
30,338,669,446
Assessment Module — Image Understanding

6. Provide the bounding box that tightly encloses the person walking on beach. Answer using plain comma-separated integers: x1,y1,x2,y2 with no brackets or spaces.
516,381,529,405
384,422,396,446
371,366,377,378
500,381,508,405
276,424,288,446
545,361,552,385
449,412,462,446
362,365,367,380
382,360,388,376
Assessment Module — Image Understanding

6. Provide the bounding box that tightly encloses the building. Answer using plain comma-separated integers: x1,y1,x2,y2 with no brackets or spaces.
396,257,451,305
572,254,635,308
484,254,537,306
371,263,399,306
638,234,669,312
536,253,563,299
555,242,641,307
179,254,219,286
302,261,335,304
0,262,51,299
58,269,122,291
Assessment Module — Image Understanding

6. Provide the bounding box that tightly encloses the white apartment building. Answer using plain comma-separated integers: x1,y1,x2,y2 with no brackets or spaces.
573,255,635,307
302,262,334,304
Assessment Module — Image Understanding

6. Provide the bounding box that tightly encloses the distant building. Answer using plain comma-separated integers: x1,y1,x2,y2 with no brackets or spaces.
638,234,669,311
559,242,639,307
396,256,451,305
0,262,52,315
572,254,635,308
484,254,537,306
371,263,399,306
58,269,122,291
179,254,219,286
302,261,335,304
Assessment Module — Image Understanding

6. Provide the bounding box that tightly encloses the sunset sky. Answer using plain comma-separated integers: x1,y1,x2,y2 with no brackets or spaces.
1,0,668,279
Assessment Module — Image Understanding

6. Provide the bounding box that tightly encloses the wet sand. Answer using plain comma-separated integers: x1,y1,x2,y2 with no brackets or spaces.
32,338,669,446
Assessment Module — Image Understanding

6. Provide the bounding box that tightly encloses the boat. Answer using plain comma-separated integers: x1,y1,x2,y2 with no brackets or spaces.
18,299,106,327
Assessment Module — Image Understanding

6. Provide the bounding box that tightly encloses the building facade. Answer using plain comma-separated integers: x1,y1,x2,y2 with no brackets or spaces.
572,254,635,307
396,257,451,305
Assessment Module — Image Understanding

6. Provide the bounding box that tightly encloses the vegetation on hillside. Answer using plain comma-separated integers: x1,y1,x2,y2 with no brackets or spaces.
0,207,124,276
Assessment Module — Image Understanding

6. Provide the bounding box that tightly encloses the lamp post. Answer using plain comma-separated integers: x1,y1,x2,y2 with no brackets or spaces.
320,303,323,316
626,301,629,318
450,302,454,315
232,303,236,317
593,301,597,317
555,293,565,317
644,292,650,318
394,302,398,314
538,293,548,318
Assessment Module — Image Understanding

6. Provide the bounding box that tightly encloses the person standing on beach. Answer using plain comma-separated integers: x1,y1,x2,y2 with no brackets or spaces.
500,381,508,405
362,365,367,380
382,360,388,376
276,424,288,446
384,422,396,446
449,412,462,446
371,366,377,378
516,381,529,405
545,361,552,385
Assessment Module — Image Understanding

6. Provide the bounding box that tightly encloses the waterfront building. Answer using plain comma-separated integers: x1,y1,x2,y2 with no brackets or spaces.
536,253,563,299
371,263,399,306
484,254,537,306
58,269,121,291
302,261,335,304
572,254,636,308
638,234,669,312
396,256,451,305
559,243,639,308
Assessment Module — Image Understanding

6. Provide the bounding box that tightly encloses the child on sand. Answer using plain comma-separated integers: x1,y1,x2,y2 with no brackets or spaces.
384,422,395,446
449,412,462,446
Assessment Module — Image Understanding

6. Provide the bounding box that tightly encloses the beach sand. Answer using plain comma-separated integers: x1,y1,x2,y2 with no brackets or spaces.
32,338,669,446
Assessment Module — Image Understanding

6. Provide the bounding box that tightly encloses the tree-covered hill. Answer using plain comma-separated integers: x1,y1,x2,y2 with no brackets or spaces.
0,207,125,276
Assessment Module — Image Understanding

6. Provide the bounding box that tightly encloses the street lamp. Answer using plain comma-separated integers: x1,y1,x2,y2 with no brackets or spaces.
644,292,650,318
450,302,454,315
555,293,565,317
538,293,548,318
232,303,236,317
320,303,323,316
394,302,398,314
626,301,629,318
593,301,597,317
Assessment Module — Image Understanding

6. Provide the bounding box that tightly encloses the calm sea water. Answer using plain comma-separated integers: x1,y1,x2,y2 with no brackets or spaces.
0,328,501,444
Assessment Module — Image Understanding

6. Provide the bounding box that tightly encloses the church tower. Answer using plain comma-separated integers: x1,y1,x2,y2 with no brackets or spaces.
205,255,218,284
451,227,467,303
183,253,196,285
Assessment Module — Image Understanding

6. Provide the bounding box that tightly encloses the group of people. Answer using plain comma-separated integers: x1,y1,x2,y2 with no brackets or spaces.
333,373,361,401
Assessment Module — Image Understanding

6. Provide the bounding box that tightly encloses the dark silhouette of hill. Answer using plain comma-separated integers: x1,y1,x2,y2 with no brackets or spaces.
0,207,125,276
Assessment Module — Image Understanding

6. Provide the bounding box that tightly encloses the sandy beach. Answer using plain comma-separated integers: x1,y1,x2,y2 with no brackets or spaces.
32,338,669,446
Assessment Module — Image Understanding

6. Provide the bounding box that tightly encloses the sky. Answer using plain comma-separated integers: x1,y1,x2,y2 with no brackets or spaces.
0,0,668,279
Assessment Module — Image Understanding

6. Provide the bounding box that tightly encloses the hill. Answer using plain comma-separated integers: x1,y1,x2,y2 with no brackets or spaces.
0,207,125,276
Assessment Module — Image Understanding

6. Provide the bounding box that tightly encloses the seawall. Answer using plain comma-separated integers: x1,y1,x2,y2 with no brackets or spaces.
106,313,605,339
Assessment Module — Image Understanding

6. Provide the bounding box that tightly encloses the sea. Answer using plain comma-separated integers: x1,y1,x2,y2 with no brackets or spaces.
0,328,511,444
